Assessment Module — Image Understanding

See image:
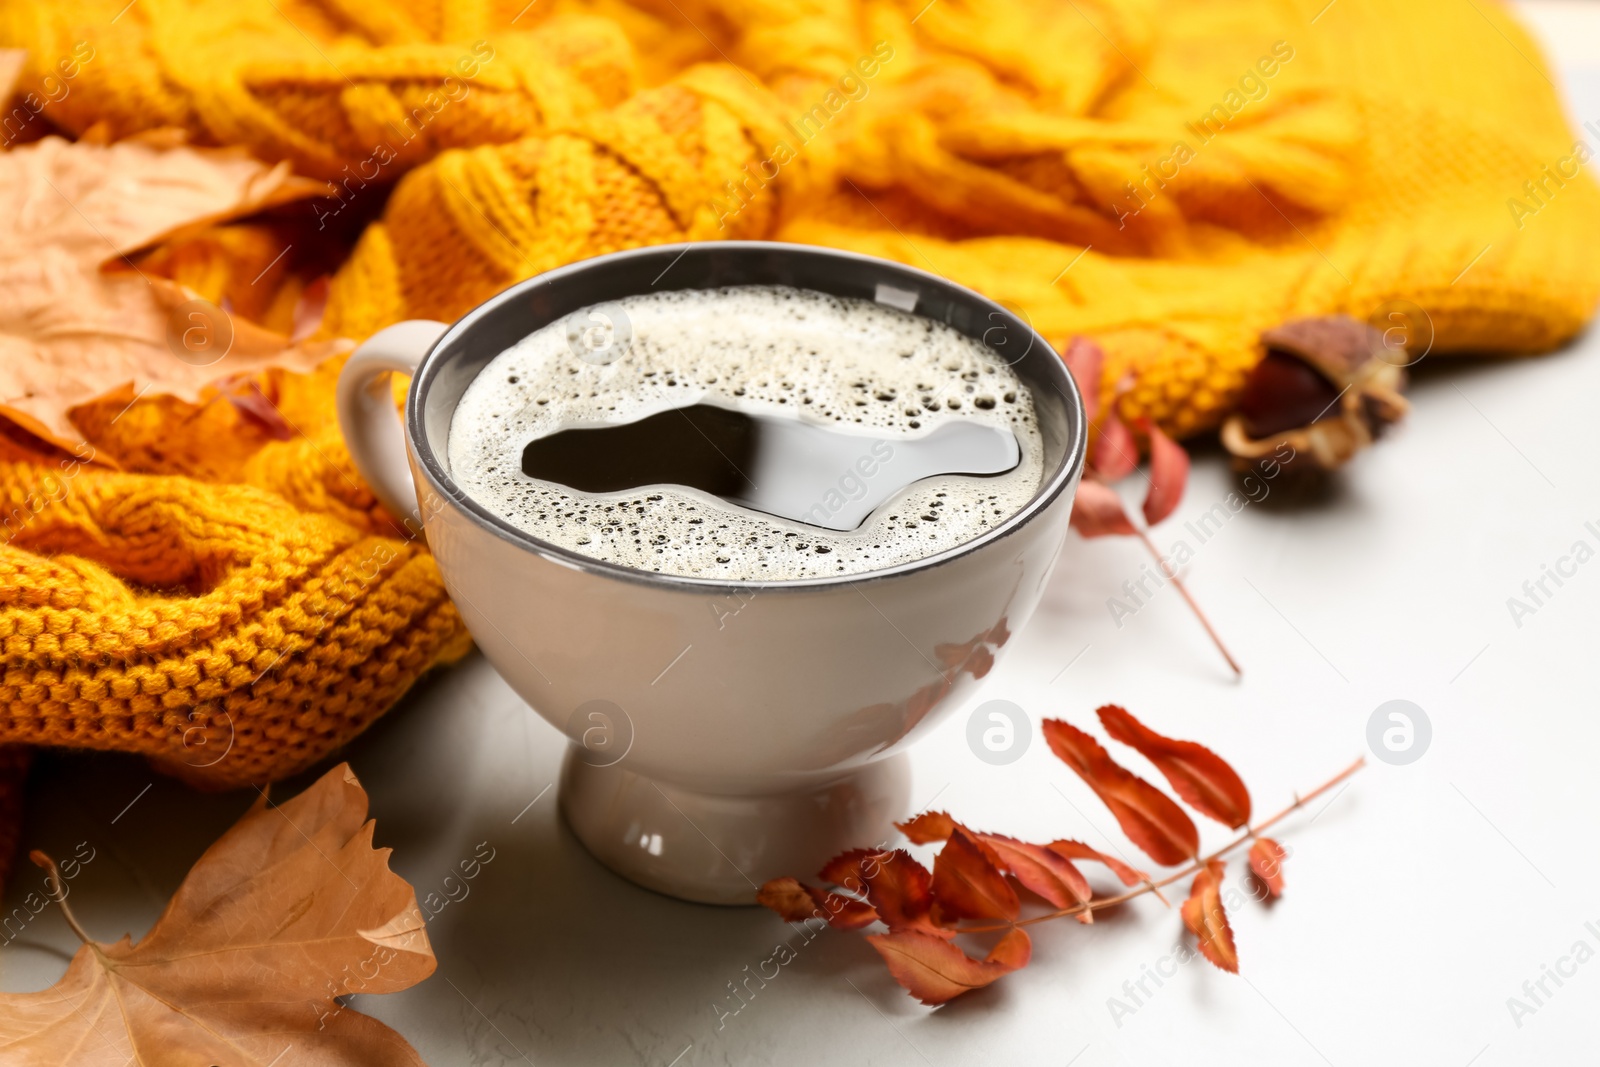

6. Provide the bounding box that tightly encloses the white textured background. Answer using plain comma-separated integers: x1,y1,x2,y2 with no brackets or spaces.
4,4,1599,1064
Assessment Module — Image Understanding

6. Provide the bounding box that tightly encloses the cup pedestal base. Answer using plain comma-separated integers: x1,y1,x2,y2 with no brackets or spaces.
558,748,912,905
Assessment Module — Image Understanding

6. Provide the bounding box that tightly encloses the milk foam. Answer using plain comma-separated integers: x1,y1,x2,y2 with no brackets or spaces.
446,286,1044,580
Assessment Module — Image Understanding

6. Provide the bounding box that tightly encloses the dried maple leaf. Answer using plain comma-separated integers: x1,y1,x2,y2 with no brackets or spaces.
1097,705,1252,828
1248,837,1288,899
867,928,1033,1007
1180,859,1239,973
1042,718,1199,866
0,135,344,451
0,763,435,1065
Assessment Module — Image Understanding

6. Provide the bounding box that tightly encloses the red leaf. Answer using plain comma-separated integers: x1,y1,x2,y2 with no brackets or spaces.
896,811,958,845
820,848,951,938
979,834,1094,916
1092,412,1139,481
818,848,884,896
1047,839,1148,887
898,814,1094,918
868,928,1032,1006
1062,336,1103,422
1069,479,1137,538
757,877,879,930
1180,859,1239,973
1096,705,1252,828
1138,418,1189,525
932,829,1020,921
1041,719,1199,866
1248,837,1288,899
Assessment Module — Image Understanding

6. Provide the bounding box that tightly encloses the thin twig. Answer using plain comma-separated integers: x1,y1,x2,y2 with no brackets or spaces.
1134,528,1242,676
961,756,1365,932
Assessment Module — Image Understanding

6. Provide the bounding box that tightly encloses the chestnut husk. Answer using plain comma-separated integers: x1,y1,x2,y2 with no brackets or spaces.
1222,316,1410,472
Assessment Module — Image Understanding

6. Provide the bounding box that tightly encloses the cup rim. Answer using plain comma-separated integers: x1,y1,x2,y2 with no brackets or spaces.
406,241,1086,592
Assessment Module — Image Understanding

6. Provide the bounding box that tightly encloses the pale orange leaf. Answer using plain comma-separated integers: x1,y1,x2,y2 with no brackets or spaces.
1180,859,1239,973
0,763,435,1065
1248,837,1288,899
0,135,344,451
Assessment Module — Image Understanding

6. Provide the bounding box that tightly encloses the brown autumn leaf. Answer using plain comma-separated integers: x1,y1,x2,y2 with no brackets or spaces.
0,763,435,1065
867,928,1033,1007
1180,858,1239,973
1097,705,1253,828
1248,837,1288,899
1042,718,1199,866
0,134,345,452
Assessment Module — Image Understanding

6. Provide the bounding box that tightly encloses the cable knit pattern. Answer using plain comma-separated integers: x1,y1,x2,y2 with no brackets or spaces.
0,0,1597,880
0,454,471,788
306,0,1600,436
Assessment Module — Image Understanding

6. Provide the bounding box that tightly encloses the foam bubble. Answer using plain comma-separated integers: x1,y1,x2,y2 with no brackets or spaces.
447,285,1045,580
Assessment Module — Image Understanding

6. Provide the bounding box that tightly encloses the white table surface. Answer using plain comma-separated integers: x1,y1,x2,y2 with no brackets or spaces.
5,4,1600,1064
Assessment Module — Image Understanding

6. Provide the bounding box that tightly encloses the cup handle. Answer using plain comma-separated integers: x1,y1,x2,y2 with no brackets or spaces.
336,320,449,523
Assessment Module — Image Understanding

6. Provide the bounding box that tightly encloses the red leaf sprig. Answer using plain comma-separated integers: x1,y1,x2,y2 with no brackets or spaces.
1062,338,1241,675
758,705,1361,1005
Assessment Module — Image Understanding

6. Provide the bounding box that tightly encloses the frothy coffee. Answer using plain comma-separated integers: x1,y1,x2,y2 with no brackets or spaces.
447,286,1044,580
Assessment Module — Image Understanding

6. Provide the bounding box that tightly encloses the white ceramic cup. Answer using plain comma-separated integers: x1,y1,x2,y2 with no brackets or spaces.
336,242,1085,904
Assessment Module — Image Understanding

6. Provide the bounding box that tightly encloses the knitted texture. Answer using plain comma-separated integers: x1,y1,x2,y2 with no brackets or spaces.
303,0,1600,437
0,411,473,791
0,0,1597,861
7,0,1596,428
